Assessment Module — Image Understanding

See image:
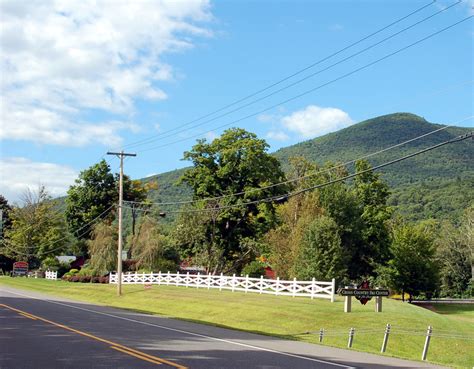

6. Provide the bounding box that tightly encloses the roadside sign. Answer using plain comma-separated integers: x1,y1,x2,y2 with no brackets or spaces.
338,280,390,312
12,261,28,277
337,289,390,297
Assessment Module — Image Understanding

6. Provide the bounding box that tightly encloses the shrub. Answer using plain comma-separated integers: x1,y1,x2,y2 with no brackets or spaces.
99,276,109,284
78,275,91,283
242,261,266,278
91,276,100,283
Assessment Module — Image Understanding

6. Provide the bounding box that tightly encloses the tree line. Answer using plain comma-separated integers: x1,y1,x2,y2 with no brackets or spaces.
1,128,472,299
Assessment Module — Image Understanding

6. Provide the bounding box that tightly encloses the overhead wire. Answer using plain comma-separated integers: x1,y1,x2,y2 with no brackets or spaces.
136,14,473,153
126,1,461,151
119,0,437,150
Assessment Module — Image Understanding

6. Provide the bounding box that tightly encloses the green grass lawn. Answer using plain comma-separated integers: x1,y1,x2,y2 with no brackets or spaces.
1,277,472,368
426,304,474,324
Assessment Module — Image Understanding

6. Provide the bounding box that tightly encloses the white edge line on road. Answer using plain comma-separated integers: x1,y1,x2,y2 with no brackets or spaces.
4,288,354,369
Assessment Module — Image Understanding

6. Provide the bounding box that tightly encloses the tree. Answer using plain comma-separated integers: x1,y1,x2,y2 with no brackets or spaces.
0,194,12,238
463,206,474,292
88,221,117,275
294,215,346,281
180,128,288,272
436,222,471,297
3,187,68,267
130,216,177,272
66,160,148,248
172,204,225,274
266,191,323,279
352,159,392,277
66,160,116,241
384,222,439,301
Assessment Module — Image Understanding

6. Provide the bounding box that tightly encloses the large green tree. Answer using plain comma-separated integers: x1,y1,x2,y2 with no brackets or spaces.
179,128,287,273
436,222,472,297
383,222,439,301
66,160,116,240
66,160,148,246
352,159,392,277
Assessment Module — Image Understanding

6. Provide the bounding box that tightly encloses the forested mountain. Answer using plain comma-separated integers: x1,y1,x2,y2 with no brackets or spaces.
144,113,473,222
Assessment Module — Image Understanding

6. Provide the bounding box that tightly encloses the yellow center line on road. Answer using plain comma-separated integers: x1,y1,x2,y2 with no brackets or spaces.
18,312,37,320
0,303,187,369
110,346,163,365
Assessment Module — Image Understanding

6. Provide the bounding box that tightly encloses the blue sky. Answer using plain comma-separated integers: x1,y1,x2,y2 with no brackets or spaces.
1,0,473,203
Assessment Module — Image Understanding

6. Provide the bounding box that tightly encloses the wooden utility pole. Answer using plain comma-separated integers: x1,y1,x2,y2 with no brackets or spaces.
106,150,136,296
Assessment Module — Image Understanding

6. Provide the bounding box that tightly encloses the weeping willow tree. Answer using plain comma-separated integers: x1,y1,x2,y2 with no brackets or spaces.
131,216,176,272
88,221,117,275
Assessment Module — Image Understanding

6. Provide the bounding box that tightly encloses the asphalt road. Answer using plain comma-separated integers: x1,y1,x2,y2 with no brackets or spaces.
0,286,447,369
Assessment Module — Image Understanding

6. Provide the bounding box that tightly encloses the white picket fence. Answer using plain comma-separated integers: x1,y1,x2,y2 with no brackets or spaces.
109,271,336,301
45,270,58,280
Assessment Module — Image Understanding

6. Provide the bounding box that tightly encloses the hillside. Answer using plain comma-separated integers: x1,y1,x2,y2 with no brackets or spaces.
144,113,473,222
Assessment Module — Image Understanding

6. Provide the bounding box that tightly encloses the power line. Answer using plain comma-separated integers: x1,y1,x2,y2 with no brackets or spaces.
137,15,473,153
126,1,460,151
119,0,437,151
123,131,473,214
123,115,473,208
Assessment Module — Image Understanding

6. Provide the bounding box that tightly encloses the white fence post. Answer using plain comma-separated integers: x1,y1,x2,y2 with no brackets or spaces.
197,272,200,289
259,275,263,294
331,278,336,302
232,274,236,292
311,278,315,300
245,275,249,293
276,277,280,296
186,272,190,288
292,278,297,297
176,271,180,286
158,271,162,285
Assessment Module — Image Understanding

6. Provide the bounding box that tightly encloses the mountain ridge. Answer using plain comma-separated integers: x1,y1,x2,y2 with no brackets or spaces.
144,112,473,221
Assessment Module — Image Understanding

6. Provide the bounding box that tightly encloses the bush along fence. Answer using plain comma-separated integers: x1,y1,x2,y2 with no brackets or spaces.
309,324,474,361
109,271,336,301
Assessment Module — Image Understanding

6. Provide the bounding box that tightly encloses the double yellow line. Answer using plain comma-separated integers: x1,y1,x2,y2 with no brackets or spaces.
0,303,187,369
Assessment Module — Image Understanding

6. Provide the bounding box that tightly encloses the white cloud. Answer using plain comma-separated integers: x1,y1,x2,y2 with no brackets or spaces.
0,0,213,146
266,131,290,141
281,105,353,138
0,157,78,203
